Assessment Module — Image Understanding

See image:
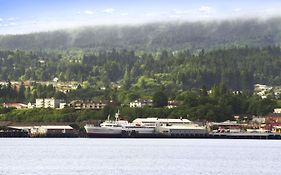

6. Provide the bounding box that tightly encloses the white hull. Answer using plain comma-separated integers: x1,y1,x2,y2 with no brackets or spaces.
123,127,155,134
84,125,123,135
156,125,208,135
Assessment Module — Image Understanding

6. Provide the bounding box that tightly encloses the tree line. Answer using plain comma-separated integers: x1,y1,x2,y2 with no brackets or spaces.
0,83,277,123
0,46,281,92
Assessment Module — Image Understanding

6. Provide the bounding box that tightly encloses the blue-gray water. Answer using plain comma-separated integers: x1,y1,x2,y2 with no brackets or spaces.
0,138,280,175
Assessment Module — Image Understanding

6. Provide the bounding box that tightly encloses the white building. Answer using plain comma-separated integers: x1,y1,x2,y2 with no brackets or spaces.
274,108,281,114
35,98,64,109
252,116,266,124
59,102,67,109
129,99,153,108
166,100,180,109
254,84,273,99
27,102,35,109
68,100,106,110
30,125,74,136
35,99,44,108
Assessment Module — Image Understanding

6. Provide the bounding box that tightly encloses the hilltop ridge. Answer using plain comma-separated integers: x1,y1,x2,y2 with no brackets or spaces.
1,18,281,51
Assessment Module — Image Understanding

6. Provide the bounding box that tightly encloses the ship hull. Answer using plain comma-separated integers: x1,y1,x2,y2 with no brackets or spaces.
85,127,157,138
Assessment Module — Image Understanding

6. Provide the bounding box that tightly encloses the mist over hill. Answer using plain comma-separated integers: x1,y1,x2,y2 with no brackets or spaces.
1,18,281,51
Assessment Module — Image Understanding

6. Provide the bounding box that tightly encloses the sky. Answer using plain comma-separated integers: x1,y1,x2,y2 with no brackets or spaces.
1,0,281,34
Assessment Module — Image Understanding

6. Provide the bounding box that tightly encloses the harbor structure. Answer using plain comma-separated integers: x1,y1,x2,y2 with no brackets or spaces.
30,125,76,137
9,125,77,137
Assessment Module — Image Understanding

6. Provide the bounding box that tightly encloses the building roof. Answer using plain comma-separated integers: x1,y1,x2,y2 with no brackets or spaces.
133,118,191,123
211,121,244,126
8,125,73,130
40,125,73,130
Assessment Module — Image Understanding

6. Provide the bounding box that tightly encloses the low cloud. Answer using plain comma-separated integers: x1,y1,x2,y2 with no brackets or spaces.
84,10,94,15
169,15,182,19
103,8,115,13
120,13,128,16
7,17,15,21
234,8,242,12
0,18,3,22
9,22,17,26
198,6,213,13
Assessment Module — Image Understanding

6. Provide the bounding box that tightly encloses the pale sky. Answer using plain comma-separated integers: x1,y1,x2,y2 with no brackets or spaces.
1,0,281,34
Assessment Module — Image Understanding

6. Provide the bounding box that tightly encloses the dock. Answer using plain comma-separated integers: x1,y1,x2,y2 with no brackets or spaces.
209,132,281,140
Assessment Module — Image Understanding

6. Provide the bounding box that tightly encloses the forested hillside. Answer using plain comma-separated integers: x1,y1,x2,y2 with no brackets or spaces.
1,19,281,122
1,18,281,51
1,46,281,92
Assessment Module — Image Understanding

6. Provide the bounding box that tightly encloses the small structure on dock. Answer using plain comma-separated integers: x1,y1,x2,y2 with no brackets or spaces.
8,125,78,137
30,125,77,137
0,126,29,137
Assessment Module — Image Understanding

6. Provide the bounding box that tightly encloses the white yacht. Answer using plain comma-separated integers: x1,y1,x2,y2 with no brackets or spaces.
84,111,155,137
84,111,128,137
132,117,208,137
85,113,208,138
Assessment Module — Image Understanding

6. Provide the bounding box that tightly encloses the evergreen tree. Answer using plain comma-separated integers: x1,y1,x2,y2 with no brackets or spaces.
153,91,168,107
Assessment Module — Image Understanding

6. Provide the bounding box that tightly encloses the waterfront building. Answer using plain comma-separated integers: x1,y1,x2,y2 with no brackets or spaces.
252,116,266,124
272,126,281,133
209,120,247,133
30,125,75,137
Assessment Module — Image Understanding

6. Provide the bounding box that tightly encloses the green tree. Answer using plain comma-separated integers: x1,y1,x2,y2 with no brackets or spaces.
153,91,168,107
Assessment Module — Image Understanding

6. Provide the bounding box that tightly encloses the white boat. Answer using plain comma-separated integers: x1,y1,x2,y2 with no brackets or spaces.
84,111,128,137
122,124,155,136
84,111,155,137
132,117,208,137
85,114,208,138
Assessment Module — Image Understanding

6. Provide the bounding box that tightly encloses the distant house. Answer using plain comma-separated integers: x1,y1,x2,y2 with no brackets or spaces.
129,99,153,108
68,100,106,110
59,102,67,109
252,116,266,124
256,113,281,130
35,98,64,109
27,102,35,109
254,84,273,99
264,113,281,123
274,108,281,114
166,100,181,109
2,102,27,109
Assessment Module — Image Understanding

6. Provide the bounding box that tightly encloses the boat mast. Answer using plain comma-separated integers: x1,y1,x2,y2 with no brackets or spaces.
115,110,120,121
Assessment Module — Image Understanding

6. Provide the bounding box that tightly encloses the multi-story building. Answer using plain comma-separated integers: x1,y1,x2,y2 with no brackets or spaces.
129,99,153,108
35,98,64,109
68,100,106,110
35,99,44,108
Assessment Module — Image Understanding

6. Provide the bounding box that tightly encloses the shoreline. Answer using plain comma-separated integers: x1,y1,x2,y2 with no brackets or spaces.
1,132,281,140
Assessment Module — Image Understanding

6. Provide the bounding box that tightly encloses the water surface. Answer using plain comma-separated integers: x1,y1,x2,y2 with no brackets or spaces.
0,138,280,175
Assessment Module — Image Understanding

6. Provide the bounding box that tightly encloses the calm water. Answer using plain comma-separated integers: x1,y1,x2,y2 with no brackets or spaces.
0,138,280,175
